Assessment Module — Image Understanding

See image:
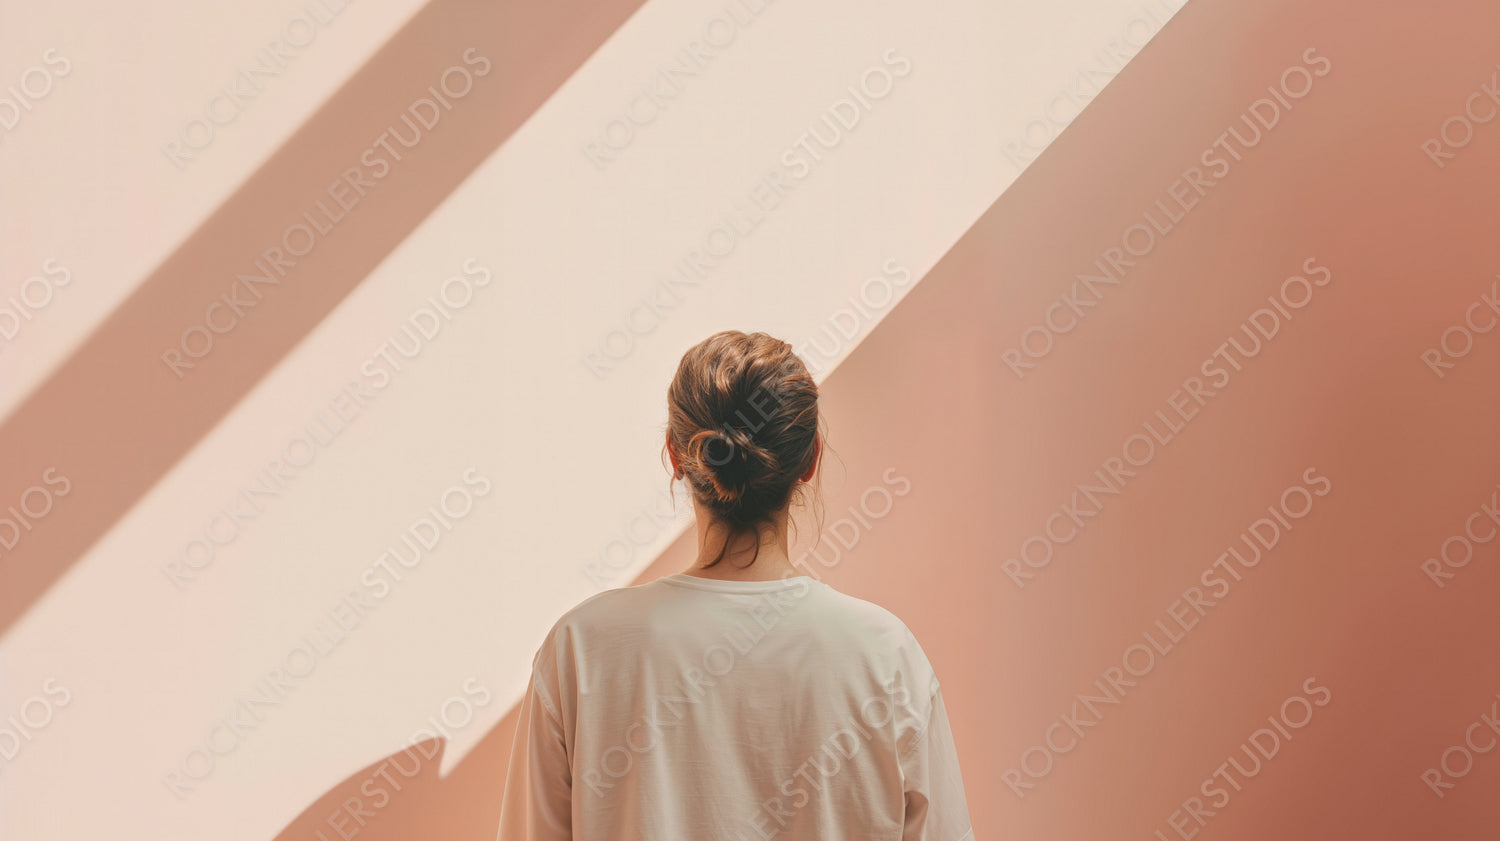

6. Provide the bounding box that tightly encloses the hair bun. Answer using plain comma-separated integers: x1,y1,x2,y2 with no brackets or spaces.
695,426,755,504
702,429,739,468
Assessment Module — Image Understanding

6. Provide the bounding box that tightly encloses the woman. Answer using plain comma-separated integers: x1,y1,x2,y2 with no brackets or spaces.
497,330,973,840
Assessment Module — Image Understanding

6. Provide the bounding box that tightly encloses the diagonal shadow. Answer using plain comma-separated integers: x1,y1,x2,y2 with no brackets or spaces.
0,0,652,640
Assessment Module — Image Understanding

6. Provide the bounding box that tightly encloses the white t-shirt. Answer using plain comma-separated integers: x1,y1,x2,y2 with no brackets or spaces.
496,572,974,841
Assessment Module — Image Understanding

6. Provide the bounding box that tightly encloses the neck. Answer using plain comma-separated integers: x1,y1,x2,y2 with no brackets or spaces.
683,506,801,581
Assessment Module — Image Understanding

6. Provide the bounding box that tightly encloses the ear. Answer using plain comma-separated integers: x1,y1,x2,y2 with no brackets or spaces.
666,429,684,478
799,432,821,482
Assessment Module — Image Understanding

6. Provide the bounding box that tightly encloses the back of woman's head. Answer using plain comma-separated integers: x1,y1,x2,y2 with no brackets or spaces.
665,330,822,568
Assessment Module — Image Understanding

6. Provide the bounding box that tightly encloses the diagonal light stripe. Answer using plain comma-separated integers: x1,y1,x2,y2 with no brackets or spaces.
0,0,657,641
0,0,432,422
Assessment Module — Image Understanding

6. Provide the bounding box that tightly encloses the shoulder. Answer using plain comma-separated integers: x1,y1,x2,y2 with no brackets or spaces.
809,583,940,690
814,583,916,640
526,583,658,697
539,580,659,649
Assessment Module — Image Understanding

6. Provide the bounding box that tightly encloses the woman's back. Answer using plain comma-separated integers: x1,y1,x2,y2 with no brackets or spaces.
497,331,972,839
497,572,973,841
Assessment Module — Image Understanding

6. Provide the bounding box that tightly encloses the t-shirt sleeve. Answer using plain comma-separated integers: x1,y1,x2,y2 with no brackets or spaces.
899,677,975,841
496,653,572,841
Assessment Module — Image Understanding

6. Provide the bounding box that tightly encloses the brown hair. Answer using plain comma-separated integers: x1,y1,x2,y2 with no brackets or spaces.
665,330,823,569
